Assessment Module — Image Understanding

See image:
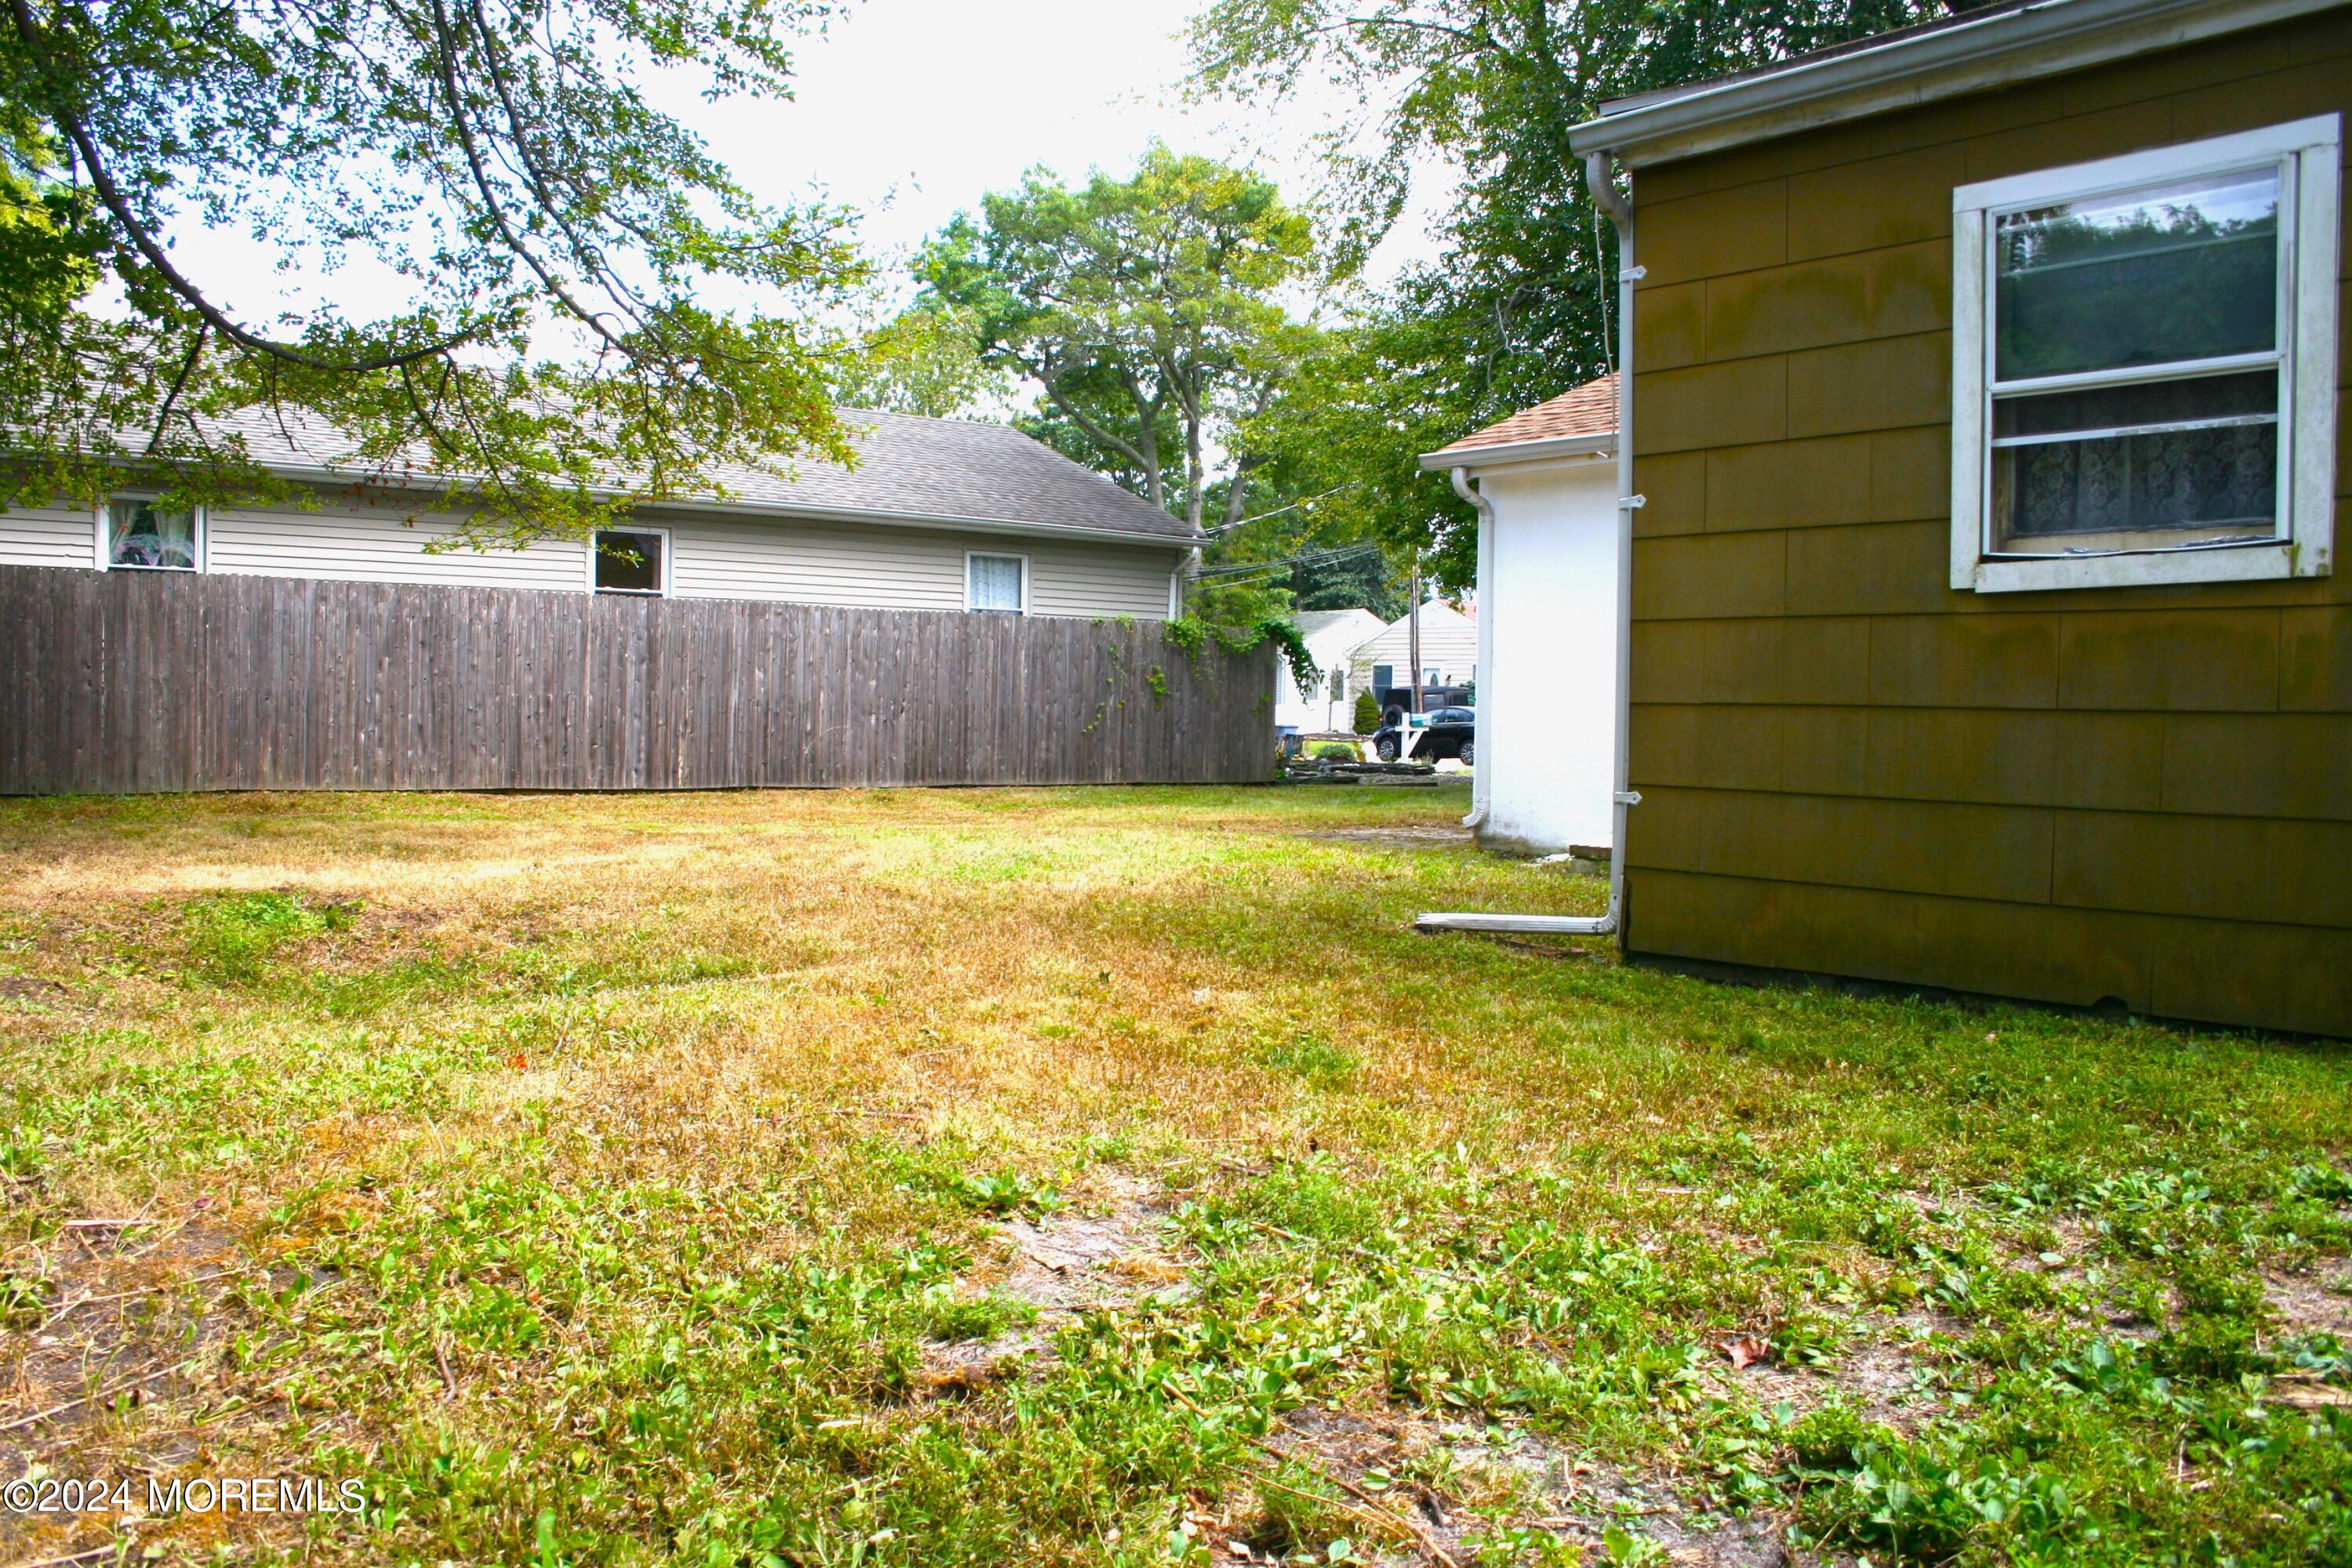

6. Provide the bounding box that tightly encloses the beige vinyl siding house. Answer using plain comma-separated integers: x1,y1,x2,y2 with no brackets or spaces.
0,407,1245,797
2,408,1194,619
0,494,1183,616
1345,601,1482,706
0,503,107,571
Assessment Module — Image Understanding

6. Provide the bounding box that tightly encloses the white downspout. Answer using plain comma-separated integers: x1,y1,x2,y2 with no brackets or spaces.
1452,465,1496,833
1417,150,1639,941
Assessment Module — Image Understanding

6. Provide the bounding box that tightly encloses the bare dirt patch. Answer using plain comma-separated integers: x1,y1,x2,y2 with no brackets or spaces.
996,1172,1192,1312
1302,826,1472,850
0,975,74,1007
2267,1259,2352,1341
1232,1403,1805,1567
0,1210,267,1559
919,1173,1192,1396
1713,1311,1959,1435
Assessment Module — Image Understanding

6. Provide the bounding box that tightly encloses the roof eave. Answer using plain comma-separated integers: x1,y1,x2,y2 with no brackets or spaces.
1417,432,1618,473
1566,0,2340,167
252,459,1200,551
634,494,1199,550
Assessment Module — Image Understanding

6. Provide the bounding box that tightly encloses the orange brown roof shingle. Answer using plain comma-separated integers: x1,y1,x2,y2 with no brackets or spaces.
1427,374,1617,457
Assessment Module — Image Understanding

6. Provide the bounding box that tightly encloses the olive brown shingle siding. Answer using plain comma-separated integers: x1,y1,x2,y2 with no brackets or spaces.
1620,9,2352,1036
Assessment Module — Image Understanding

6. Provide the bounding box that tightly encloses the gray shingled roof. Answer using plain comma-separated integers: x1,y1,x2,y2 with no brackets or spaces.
197,405,1196,544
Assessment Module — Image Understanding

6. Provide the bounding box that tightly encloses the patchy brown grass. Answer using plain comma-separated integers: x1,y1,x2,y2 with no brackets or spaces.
0,785,2345,1566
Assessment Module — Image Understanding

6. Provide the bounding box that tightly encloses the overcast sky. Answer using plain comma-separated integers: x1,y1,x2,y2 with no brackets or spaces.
705,0,1450,292
172,0,1446,328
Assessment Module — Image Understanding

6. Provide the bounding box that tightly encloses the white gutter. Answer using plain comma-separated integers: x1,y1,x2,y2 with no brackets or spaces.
1418,431,1617,474
1450,465,1495,833
1417,153,1639,942
1566,0,2339,167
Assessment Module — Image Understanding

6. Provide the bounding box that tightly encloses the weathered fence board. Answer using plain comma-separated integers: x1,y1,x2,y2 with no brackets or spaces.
0,566,1275,793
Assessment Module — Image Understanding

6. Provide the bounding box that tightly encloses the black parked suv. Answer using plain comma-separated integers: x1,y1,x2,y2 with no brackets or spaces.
1372,706,1475,764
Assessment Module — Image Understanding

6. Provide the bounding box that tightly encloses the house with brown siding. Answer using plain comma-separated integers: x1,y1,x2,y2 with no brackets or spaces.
1563,0,2350,1036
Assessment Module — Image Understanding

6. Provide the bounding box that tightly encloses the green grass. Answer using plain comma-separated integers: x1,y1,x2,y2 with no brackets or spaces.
0,784,2346,1566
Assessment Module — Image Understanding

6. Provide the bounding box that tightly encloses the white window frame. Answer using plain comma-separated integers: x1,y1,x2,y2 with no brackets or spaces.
1950,115,2340,594
964,549,1029,615
586,524,672,597
93,495,206,573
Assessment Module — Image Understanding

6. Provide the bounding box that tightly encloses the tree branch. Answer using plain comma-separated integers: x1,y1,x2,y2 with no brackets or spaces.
8,0,480,376
146,324,207,455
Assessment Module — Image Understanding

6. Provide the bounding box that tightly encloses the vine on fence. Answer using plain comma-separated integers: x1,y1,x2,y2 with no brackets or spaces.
1162,615,1317,692
1082,615,1313,726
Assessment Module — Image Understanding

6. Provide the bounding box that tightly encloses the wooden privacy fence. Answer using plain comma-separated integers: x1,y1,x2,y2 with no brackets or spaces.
0,565,1276,793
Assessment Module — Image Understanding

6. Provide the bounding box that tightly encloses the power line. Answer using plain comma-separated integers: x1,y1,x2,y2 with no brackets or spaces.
1192,542,1385,579
1203,487,1347,534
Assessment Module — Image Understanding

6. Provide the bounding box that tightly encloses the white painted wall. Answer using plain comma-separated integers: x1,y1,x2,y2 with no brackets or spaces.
2,495,1184,620
1275,609,1384,731
1469,454,1618,855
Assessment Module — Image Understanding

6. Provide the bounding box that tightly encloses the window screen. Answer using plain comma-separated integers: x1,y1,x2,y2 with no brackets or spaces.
968,554,1025,613
107,500,198,570
593,530,665,594
1987,165,2284,556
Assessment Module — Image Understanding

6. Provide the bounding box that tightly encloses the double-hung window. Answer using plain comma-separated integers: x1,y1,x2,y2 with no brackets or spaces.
1951,116,2339,593
967,551,1027,615
99,498,202,572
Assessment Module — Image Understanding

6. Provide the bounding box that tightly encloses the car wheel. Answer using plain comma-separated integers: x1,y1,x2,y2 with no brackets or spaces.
1459,738,1474,767
1374,735,1400,762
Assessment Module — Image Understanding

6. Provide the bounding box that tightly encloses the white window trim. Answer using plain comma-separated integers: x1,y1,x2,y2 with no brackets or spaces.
586,524,672,597
1949,114,2340,594
964,549,1029,615
94,496,207,572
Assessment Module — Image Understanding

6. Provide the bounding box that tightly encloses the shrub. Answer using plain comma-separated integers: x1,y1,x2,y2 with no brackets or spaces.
1308,741,1359,760
1351,690,1381,734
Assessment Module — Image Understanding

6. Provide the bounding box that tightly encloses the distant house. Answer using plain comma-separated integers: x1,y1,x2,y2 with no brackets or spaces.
1276,608,1386,733
0,409,1273,795
1559,0,2350,1035
1422,376,1619,855
1345,601,1479,716
0,407,1194,619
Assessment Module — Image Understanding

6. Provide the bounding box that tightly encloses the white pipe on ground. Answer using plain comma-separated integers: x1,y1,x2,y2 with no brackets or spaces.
1416,151,1639,940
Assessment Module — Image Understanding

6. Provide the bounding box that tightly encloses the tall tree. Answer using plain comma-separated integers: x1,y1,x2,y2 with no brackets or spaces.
826,302,1010,420
0,0,864,543
1191,0,1946,585
916,144,1320,536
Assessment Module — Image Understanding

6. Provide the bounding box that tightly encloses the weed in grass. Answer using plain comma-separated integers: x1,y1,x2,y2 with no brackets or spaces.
179,888,352,984
1258,1031,1359,1087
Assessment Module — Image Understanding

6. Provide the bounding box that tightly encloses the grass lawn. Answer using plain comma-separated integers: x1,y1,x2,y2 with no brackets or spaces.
0,783,2347,1567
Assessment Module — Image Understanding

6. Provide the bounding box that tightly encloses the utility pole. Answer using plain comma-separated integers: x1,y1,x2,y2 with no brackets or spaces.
1406,553,1423,718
